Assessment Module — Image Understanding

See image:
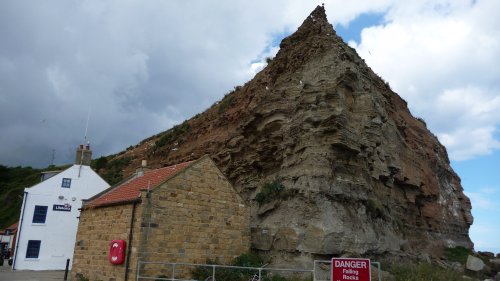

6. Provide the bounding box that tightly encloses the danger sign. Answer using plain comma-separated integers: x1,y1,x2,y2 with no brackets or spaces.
332,258,371,281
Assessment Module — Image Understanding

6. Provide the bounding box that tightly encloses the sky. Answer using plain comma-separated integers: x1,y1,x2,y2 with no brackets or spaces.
0,0,498,253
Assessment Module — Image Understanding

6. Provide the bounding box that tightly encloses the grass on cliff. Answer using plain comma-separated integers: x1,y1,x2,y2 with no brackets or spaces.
444,246,470,264
91,155,133,185
191,252,311,281
389,263,468,281
0,165,42,229
154,121,191,148
254,181,297,205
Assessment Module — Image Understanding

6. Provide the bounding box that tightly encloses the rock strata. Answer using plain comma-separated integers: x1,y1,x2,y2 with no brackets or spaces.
108,5,473,266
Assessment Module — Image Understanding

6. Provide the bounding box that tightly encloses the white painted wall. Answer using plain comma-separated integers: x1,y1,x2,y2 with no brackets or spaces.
13,164,110,270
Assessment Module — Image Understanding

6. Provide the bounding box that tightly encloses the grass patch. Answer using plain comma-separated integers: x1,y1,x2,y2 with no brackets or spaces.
218,95,235,114
192,252,265,281
155,121,191,148
366,198,385,219
191,253,311,281
389,263,467,281
444,246,470,264
101,156,132,185
254,181,295,205
0,165,48,229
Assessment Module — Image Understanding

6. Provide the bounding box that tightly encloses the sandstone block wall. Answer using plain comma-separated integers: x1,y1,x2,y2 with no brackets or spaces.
138,157,250,278
72,203,143,281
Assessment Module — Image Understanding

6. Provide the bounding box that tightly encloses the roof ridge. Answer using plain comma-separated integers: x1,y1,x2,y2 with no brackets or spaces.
84,158,199,208
144,159,195,174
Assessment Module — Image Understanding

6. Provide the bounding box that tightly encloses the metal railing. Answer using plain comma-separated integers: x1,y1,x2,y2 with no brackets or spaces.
137,260,381,281
137,261,313,281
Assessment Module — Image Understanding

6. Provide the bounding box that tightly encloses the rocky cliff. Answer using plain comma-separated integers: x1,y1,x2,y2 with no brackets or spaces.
107,5,473,266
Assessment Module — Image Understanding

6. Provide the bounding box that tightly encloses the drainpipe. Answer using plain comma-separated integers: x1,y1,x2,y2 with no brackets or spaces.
124,201,137,281
12,191,28,270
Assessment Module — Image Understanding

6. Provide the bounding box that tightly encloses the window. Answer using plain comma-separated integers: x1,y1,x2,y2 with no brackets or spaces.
26,240,41,258
32,205,48,223
61,178,71,188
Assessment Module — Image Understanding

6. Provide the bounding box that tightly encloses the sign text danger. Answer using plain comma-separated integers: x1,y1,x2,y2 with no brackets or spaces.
332,258,371,281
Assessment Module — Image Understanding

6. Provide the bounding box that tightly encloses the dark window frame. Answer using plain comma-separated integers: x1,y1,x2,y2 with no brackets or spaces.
26,240,41,258
61,178,71,188
32,205,48,224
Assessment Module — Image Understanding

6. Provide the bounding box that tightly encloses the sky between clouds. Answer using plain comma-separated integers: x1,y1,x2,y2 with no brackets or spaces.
0,0,499,250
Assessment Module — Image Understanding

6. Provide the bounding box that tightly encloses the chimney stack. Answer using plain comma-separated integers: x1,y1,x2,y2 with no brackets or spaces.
75,144,92,166
75,144,83,164
136,160,149,176
82,144,92,165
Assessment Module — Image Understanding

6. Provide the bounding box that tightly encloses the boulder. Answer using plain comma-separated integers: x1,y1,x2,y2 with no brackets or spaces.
466,255,485,271
479,251,495,258
490,258,500,272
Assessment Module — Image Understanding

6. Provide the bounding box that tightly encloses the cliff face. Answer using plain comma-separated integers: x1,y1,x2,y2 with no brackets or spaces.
111,6,473,265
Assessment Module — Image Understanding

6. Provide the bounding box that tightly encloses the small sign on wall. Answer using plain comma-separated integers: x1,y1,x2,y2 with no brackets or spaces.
53,203,72,212
332,258,371,281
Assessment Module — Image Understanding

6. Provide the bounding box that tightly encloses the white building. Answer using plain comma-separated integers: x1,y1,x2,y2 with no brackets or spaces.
12,144,110,270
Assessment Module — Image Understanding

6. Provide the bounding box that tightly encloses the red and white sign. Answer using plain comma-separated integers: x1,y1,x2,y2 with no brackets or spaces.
109,240,126,265
332,258,371,281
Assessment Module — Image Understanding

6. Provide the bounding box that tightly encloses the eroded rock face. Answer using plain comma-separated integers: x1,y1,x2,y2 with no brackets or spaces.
112,5,473,266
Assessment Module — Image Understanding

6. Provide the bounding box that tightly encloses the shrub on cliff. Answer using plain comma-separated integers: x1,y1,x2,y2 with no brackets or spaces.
255,181,285,204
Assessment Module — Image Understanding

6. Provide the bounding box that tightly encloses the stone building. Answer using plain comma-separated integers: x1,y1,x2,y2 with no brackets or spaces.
0,222,18,259
71,155,250,281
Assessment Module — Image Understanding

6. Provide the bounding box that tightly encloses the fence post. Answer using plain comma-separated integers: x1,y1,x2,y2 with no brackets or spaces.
64,258,70,280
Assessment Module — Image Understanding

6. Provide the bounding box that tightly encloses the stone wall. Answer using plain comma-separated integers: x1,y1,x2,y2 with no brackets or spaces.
138,157,250,278
72,202,143,281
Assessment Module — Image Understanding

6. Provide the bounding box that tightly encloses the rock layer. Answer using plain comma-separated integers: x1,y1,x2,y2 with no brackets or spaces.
111,6,473,266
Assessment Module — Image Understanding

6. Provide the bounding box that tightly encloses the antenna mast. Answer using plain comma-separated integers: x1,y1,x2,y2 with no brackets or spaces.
84,107,91,145
50,149,55,166
78,107,91,177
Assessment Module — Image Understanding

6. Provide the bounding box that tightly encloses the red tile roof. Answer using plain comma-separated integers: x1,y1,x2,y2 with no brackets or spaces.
7,222,18,231
86,160,194,208
0,222,18,234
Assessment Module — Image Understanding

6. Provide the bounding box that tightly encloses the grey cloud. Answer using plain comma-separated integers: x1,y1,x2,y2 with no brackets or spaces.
0,0,323,167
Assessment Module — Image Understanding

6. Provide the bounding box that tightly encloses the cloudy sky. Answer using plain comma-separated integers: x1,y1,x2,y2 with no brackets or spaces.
0,0,498,252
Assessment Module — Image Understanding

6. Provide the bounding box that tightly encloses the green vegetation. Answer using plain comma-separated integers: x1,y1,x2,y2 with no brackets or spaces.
389,263,467,281
444,246,470,264
91,156,108,173
0,165,42,229
233,252,265,268
366,198,385,219
155,121,191,148
191,252,312,281
218,95,235,114
255,181,288,205
74,273,90,281
101,156,132,185
192,252,266,281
